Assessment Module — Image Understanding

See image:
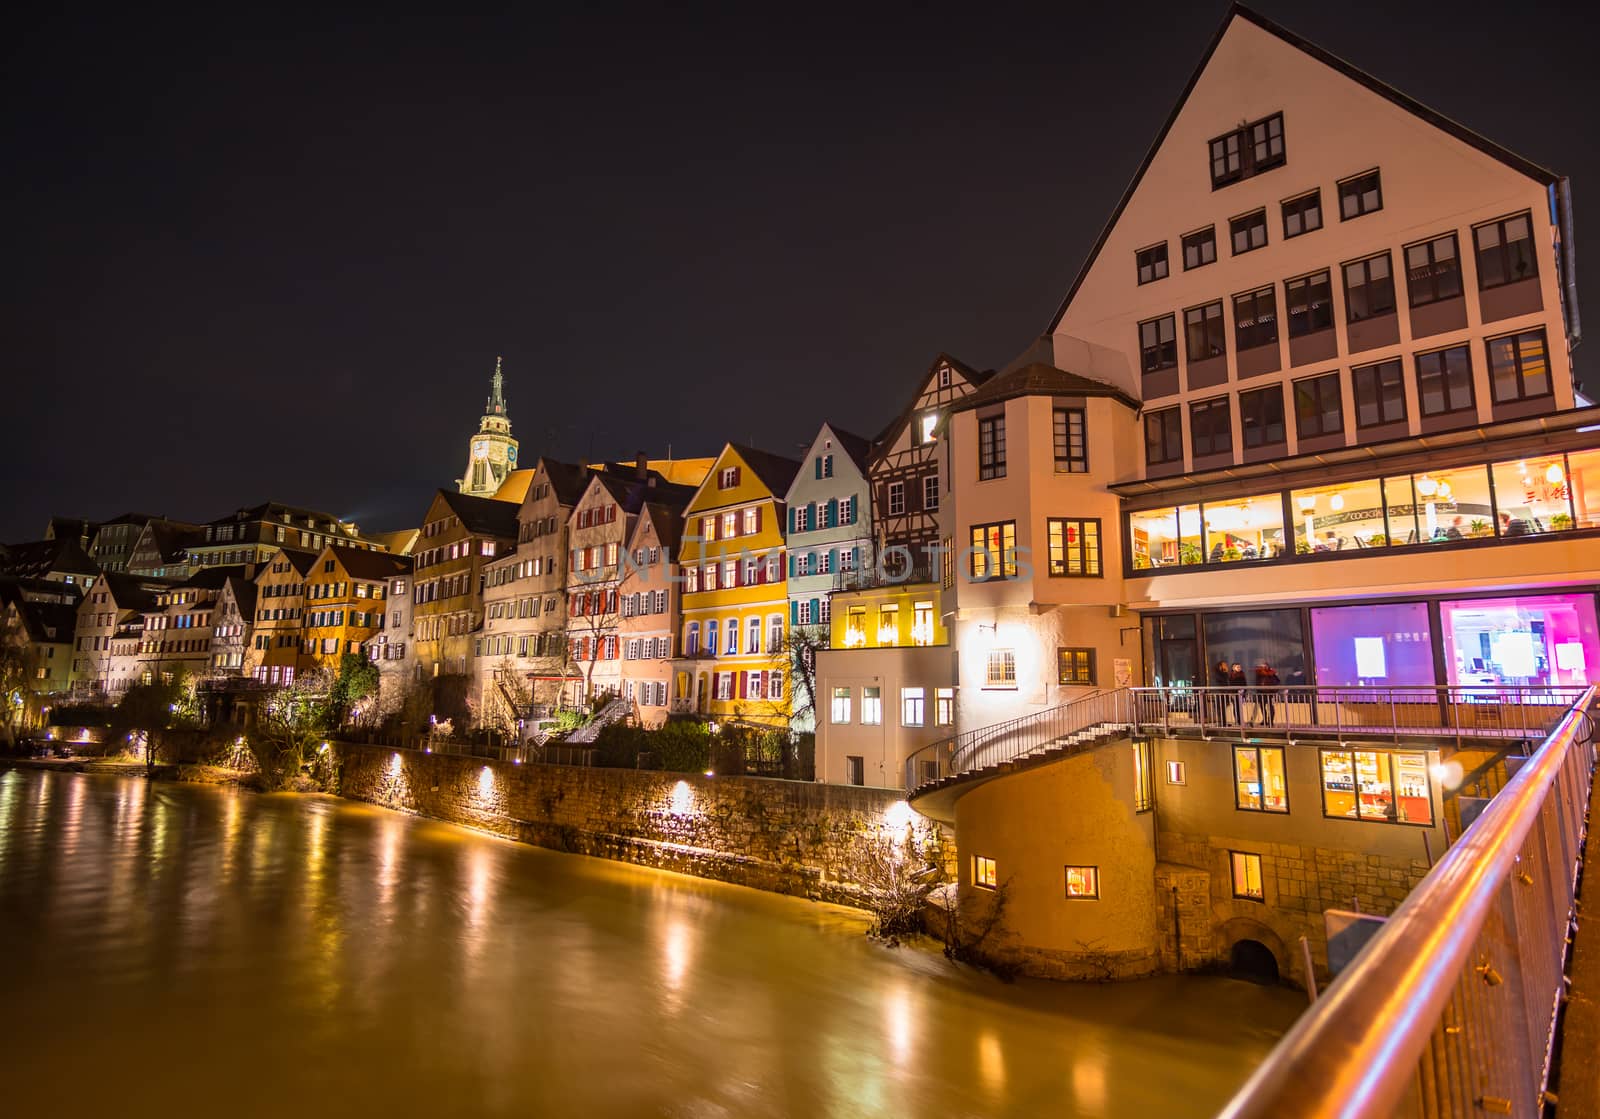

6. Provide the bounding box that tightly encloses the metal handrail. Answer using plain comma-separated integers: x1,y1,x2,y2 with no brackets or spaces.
1217,685,1597,1119
1126,684,1582,749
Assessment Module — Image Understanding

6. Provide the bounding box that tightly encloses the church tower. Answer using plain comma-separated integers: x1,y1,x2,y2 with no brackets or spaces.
458,356,519,498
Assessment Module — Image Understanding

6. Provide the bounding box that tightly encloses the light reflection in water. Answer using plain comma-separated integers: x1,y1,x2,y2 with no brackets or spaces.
0,772,1303,1118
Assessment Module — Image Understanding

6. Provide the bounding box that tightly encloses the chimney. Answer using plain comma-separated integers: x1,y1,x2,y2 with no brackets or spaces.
635,451,648,480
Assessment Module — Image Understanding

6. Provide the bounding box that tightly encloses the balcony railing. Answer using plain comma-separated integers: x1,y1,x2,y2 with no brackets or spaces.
905,689,1131,792
1217,686,1596,1119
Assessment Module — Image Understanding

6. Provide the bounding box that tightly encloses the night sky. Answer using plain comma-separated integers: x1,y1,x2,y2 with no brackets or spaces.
6,1,1598,542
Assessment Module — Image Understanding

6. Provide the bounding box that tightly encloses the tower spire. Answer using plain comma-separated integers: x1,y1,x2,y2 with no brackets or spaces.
487,355,505,415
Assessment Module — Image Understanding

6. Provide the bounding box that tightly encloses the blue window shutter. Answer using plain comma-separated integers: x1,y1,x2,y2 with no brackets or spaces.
810,598,819,621
814,457,822,479
790,601,798,625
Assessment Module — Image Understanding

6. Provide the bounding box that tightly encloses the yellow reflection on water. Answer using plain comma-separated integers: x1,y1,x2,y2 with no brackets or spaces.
885,979,914,1068
978,1030,1006,1095
1073,1045,1109,1115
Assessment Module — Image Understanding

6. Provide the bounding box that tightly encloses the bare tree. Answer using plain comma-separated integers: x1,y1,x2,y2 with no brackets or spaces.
251,669,333,789
565,578,621,705
0,618,42,739
484,656,533,739
763,624,827,729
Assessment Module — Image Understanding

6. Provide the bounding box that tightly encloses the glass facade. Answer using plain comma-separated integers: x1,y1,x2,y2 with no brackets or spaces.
1311,602,1436,686
1202,609,1306,689
1128,448,1600,574
1440,593,1599,688
1320,749,1433,825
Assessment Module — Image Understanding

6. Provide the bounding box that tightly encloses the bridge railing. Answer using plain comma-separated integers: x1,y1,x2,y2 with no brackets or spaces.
1127,685,1583,748
1216,685,1597,1119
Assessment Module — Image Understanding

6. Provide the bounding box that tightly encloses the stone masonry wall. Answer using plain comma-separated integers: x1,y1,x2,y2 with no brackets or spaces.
1158,830,1429,986
336,744,956,909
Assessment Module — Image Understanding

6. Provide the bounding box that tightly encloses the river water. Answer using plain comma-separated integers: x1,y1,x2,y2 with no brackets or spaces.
0,769,1301,1117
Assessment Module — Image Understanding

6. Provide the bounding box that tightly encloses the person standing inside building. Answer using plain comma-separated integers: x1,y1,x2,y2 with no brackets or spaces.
1254,660,1280,725
1229,662,1248,725
1213,658,1233,724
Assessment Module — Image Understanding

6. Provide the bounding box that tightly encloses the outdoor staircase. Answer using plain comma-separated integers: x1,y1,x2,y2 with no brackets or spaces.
564,694,632,744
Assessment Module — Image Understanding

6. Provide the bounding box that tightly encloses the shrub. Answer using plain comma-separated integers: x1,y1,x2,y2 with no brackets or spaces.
594,720,710,772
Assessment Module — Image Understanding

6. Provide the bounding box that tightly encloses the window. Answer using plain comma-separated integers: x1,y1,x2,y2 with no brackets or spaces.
1184,227,1216,270
1139,315,1178,374
978,415,1006,479
1474,212,1537,289
846,756,865,786
968,521,1017,580
1165,760,1186,785
973,856,998,890
743,507,759,534
1234,746,1289,812
747,617,761,654
1185,302,1226,360
1145,408,1184,466
1136,242,1169,284
1064,866,1100,899
1210,112,1285,188
1352,359,1407,428
830,686,851,724
887,481,905,516
923,474,940,511
1416,346,1475,417
1230,852,1264,900
1320,748,1433,825
1133,741,1153,812
722,511,737,539
1337,169,1382,219
1053,408,1087,473
901,687,925,726
1230,209,1268,255
1404,233,1462,307
1281,189,1321,238
1294,372,1343,439
1190,397,1232,458
817,454,834,479
1487,329,1551,404
935,687,955,726
1233,287,1277,350
1057,646,1095,685
717,466,740,489
1047,519,1101,577
861,686,882,725
1343,253,1396,321
1239,385,1286,448
1285,271,1333,337
985,649,1016,688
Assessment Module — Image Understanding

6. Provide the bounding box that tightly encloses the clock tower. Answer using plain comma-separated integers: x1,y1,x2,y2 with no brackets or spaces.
458,356,519,498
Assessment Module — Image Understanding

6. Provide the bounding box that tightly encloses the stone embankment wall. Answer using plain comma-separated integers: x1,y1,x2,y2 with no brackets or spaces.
336,744,955,909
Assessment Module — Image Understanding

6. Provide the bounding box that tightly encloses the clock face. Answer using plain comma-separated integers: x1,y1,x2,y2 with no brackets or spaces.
473,441,488,460
507,446,517,464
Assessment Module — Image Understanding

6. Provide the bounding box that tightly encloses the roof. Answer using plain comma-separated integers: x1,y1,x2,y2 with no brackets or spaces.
46,516,98,543
7,599,78,643
366,527,419,555
817,424,875,476
534,458,595,507
1046,3,1563,334
261,548,319,578
95,572,170,612
947,362,1141,416
438,489,521,539
101,512,169,527
0,537,101,579
492,469,535,505
220,575,258,618
727,444,803,496
589,470,699,516
870,352,994,455
638,457,716,488
207,500,352,530
180,565,250,592
142,521,204,563
325,545,413,581
637,502,687,554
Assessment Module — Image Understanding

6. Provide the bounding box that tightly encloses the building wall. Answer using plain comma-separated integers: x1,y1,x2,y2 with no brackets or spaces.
1053,16,1573,477
512,464,578,708
248,553,311,683
814,642,955,789
564,482,631,702
619,512,680,729
785,425,873,660
336,743,954,909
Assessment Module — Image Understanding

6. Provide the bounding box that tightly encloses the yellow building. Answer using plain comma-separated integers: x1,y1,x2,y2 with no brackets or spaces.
300,545,413,673
675,444,801,725
248,548,316,685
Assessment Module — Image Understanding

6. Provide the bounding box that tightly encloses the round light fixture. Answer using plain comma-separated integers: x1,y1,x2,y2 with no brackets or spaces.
1547,462,1566,485
1330,494,1345,512
1416,475,1438,498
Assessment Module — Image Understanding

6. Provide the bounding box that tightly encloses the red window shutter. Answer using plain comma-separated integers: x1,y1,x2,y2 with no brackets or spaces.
738,671,748,699
754,506,762,533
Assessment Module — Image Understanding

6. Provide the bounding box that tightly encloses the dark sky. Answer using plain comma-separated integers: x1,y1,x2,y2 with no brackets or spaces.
6,1,1597,541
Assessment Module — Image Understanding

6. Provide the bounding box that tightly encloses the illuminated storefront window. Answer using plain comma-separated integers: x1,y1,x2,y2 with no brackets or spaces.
1490,455,1574,535
1439,593,1599,688
1230,852,1264,900
1411,465,1493,542
1570,449,1600,530
1310,602,1436,686
1320,749,1433,825
973,856,998,889
1202,493,1285,563
1233,746,1288,812
1290,478,1385,552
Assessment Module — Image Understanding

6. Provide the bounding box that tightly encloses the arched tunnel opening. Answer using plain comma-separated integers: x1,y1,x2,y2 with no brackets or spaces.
1228,939,1280,985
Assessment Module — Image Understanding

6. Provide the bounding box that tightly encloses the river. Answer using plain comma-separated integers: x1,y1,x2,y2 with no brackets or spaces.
0,769,1301,1117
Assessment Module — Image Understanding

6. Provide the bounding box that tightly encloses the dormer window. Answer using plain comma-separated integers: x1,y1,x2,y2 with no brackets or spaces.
1210,112,1285,189
914,412,938,445
717,467,740,489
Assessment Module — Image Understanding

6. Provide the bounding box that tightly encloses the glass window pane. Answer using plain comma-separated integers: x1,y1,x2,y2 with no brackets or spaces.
1129,508,1179,569
1260,748,1288,812
1290,478,1386,553
1383,475,1420,546
1311,602,1437,686
1202,493,1285,563
1355,751,1394,821
1412,465,1492,542
1177,504,1204,567
1234,746,1262,810
1321,750,1357,818
1440,593,1600,689
1491,455,1573,535
1393,753,1433,825
1203,609,1305,688
1569,450,1600,530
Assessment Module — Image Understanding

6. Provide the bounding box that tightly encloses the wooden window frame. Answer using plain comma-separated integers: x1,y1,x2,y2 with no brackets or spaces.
1337,168,1383,221
1057,646,1097,685
1404,232,1464,308
1294,371,1344,439
1472,211,1539,291
1415,345,1477,418
1230,208,1269,256
1053,407,1088,473
1486,328,1554,405
1145,407,1184,466
1182,226,1217,270
1189,396,1232,458
1209,111,1285,189
1136,241,1169,285
1230,851,1265,901
1281,188,1322,238
1139,314,1178,375
1351,359,1407,428
1064,865,1100,900
1047,518,1103,578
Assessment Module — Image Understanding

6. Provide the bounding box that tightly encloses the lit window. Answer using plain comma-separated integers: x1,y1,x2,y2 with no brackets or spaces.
1320,748,1432,825
901,687,925,726
1047,519,1101,577
888,482,905,516
1234,746,1289,813
973,856,998,890
985,649,1016,688
861,686,882,725
1057,647,1095,685
1133,740,1153,813
969,521,1017,580
1165,760,1186,785
1064,865,1099,899
1231,852,1264,900
935,687,955,726
742,507,758,534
